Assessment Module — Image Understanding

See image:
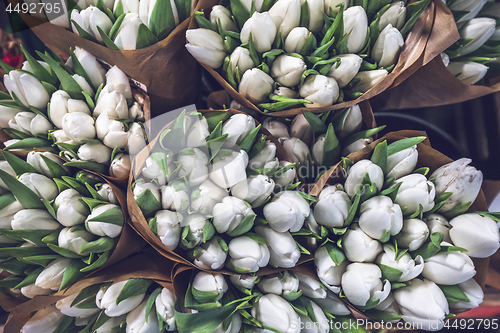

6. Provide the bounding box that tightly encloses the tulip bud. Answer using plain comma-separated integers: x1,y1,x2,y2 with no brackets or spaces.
227,235,271,272
448,61,489,85
324,0,349,13
449,278,484,310
232,174,275,207
229,47,255,75
56,293,100,318
94,91,128,119
186,117,210,149
0,199,23,229
210,5,238,32
298,300,330,333
191,237,228,270
449,213,500,258
263,190,310,232
186,28,226,69
54,189,90,227
394,279,449,330
372,24,404,68
35,258,71,290
96,315,126,333
0,105,21,128
257,271,299,297
343,6,368,53
177,148,209,187
230,275,259,290
450,0,487,24
313,290,352,316
192,271,228,303
12,209,60,230
95,183,117,204
105,66,133,101
313,186,351,228
379,1,406,31
255,225,300,268
376,245,424,282
397,219,430,251
73,47,106,90
359,196,403,241
459,18,496,56
51,129,75,144
290,113,313,145
26,151,70,178
386,145,418,179
62,112,96,144
343,223,383,262
373,293,402,321
58,227,94,254
274,161,297,188
134,178,161,203
251,294,300,333
240,12,277,53
179,214,208,250
344,159,384,197
21,60,49,74
274,87,299,99
271,54,307,87
49,90,91,129
268,0,301,38
342,263,391,307
96,113,129,150
155,288,176,331
327,54,363,88
209,149,248,188
422,243,476,285
295,271,327,299
394,174,435,214
284,27,311,53
97,280,145,317
212,196,255,234
20,284,52,299
299,74,339,108
222,113,256,147
20,306,65,333
281,137,310,164
441,52,450,67
351,69,388,93
423,214,451,242
3,70,50,109
190,180,228,215
153,210,182,250
262,118,290,139
78,142,112,164
160,182,189,212
86,204,124,238
18,173,58,201
71,7,113,43
314,246,347,293
239,68,275,104
114,13,142,50
248,140,277,170
10,112,53,137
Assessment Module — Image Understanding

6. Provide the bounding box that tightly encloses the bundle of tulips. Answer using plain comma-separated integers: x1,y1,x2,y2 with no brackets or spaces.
186,0,431,112
0,46,147,179
0,151,129,300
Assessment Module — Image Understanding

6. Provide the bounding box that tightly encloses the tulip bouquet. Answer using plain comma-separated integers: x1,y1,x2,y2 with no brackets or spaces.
38,0,195,50
0,151,135,300
0,46,148,179
300,133,499,331
186,0,431,113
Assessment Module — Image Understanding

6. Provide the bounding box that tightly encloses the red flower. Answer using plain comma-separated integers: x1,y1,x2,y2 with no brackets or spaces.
2,52,22,68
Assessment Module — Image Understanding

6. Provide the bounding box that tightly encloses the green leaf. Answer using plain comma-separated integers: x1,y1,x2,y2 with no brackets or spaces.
413,167,430,176
441,201,472,220
205,111,232,132
0,259,30,275
1,229,56,247
22,254,62,266
150,0,177,40
0,59,15,73
364,309,402,321
299,0,309,28
379,182,402,203
371,140,387,175
21,45,58,86
59,259,88,290
322,123,341,168
62,176,91,196
324,243,345,265
439,284,470,303
0,169,45,209
387,136,426,156
411,232,444,259
71,283,103,307
40,155,69,178
247,32,260,67
92,311,112,331
135,189,162,218
1,150,38,175
109,12,126,41
258,97,312,112
400,0,432,37
87,205,124,226
37,51,84,100
80,251,110,272
378,264,403,281
289,297,308,316
343,125,386,148
244,232,268,245
70,48,94,90
3,137,52,150
136,23,159,49
194,11,217,31
116,278,153,305
239,124,261,153
13,267,44,289
302,110,327,134
343,192,360,227
48,244,83,258
230,0,251,29
79,237,115,255
145,288,162,323
95,26,120,50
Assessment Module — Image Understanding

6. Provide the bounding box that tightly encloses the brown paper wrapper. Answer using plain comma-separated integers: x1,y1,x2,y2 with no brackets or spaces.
16,4,199,116
4,252,175,333
190,0,455,116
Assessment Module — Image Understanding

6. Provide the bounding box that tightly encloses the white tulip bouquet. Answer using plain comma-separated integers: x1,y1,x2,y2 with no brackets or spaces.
186,0,431,112
0,151,137,299
0,46,148,180
302,133,499,331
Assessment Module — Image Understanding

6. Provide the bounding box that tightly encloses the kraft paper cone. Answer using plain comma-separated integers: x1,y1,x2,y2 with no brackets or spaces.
16,4,199,116
190,0,453,116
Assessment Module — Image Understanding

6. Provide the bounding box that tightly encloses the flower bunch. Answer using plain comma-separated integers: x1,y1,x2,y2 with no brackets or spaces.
0,151,126,297
186,0,430,112
37,0,195,50
304,136,499,330
0,46,147,178
262,104,384,182
20,278,176,333
442,0,500,84
132,109,318,273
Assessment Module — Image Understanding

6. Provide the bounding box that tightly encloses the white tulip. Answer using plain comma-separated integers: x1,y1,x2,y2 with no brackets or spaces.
96,183,118,204
285,27,311,53
395,174,435,214
85,204,123,238
341,262,391,307
257,270,299,297
449,213,500,258
255,225,300,268
185,117,209,148
96,315,125,333
10,112,53,137
263,191,310,232
139,0,178,27
95,111,129,150
313,290,352,316
180,214,207,249
26,151,70,178
209,149,248,188
113,0,140,13
214,313,242,333
229,47,255,75
190,180,228,215
96,280,145,317
230,275,259,290
275,161,297,188
448,61,489,85
459,18,496,56
379,1,406,31
441,52,450,67
210,5,238,32
141,155,173,186
359,196,403,241
155,288,176,331
0,160,15,189
248,140,277,170
324,0,349,13
343,6,368,53
227,236,270,272
268,0,301,38
20,305,65,333
343,223,382,262
160,182,189,213
62,111,96,144
73,47,106,90
127,122,146,155
313,186,351,228
222,113,256,147
114,13,142,50
105,66,133,101
299,300,330,333
337,105,362,140
54,189,90,227
290,113,313,145
422,243,476,285
3,70,50,109
271,55,307,87
351,69,388,93
372,24,404,68
301,0,323,32
178,148,209,187
262,118,289,139
299,74,339,108
56,293,100,318
108,151,131,178
394,279,449,331
423,214,451,242
274,86,298,99
232,174,275,207
240,12,277,53
21,59,49,74
20,284,52,299
71,7,113,43
192,271,228,302
185,28,226,69
344,159,384,197
326,54,363,88
0,199,23,229
376,245,424,282
154,210,182,250
295,271,327,299
450,0,487,24
49,90,90,128
94,91,128,119
251,294,300,333
0,105,21,128
51,129,75,144
213,196,255,234
191,237,227,270
239,68,274,104
281,137,310,164
35,258,71,290
18,173,58,201
58,227,94,254
78,142,112,164
386,145,418,179
449,278,484,310
133,179,161,204
397,219,429,251
11,209,60,230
